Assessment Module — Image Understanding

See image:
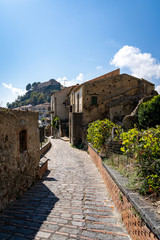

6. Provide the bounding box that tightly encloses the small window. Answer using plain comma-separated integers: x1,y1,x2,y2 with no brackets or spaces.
19,130,27,153
91,96,97,105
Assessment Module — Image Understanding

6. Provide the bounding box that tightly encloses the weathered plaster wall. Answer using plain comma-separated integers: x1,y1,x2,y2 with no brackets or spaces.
0,109,40,211
75,87,83,113
51,86,75,121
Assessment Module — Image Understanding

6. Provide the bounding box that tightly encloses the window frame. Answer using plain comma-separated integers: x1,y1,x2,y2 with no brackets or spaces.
19,130,27,153
91,96,98,106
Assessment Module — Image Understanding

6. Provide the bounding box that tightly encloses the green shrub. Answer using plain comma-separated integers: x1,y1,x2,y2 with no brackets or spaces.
138,95,160,129
147,174,160,194
87,118,118,152
120,126,160,195
52,116,60,130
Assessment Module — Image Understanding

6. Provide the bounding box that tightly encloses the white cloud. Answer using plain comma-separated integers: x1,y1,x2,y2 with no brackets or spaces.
96,65,103,70
57,73,84,87
156,86,160,94
110,45,160,80
76,73,84,83
2,83,26,107
0,101,4,107
2,83,26,95
56,77,68,86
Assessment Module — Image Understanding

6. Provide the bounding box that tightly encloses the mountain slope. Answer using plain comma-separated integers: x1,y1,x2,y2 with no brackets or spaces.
7,79,62,109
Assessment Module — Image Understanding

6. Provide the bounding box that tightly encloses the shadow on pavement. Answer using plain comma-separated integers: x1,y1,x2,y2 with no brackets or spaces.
0,172,59,239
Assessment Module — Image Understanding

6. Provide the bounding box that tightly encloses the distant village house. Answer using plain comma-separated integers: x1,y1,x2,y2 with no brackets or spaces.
14,103,50,121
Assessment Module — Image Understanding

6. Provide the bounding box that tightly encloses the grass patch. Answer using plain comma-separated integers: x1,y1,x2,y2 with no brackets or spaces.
102,154,140,191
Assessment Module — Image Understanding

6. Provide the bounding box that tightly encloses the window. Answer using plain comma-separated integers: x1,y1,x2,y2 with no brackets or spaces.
19,130,27,153
91,96,98,105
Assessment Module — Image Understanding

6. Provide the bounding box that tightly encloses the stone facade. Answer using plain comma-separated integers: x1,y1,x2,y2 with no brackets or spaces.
37,79,61,90
69,69,155,145
0,108,40,211
51,85,77,137
69,112,82,145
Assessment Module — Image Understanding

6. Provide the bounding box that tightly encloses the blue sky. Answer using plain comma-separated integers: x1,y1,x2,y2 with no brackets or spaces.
0,0,160,107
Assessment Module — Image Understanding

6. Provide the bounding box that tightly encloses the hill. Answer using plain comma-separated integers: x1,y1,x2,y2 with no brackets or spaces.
7,79,62,109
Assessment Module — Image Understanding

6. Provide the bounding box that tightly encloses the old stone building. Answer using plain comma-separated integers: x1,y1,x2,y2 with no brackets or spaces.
37,79,61,91
69,69,156,145
0,108,40,211
51,85,78,137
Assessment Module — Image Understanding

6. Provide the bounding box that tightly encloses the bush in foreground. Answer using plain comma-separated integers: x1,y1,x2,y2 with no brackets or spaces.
120,126,160,195
87,118,118,153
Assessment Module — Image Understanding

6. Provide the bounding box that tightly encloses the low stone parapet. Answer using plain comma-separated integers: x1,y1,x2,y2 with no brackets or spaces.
39,157,48,178
39,138,51,177
40,138,51,157
88,143,160,240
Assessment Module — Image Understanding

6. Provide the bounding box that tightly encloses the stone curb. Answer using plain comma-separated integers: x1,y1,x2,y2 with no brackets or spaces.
102,164,160,239
88,143,160,240
60,137,70,142
40,138,52,157
39,138,51,177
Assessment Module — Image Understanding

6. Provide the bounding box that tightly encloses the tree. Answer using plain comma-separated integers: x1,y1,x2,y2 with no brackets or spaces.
138,95,160,129
6,102,10,108
32,82,38,90
26,83,31,91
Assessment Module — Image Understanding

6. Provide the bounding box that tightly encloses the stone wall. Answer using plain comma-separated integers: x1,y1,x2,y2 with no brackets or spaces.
82,74,155,125
70,74,155,145
69,112,82,145
0,108,40,211
39,139,51,178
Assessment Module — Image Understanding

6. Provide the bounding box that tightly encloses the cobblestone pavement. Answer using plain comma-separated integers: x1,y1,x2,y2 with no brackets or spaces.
0,139,131,240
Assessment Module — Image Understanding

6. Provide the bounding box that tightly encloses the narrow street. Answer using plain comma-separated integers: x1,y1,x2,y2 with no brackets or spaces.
0,139,131,240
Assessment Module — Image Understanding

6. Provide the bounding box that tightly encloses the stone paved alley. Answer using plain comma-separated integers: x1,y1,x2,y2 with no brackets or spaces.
0,139,131,240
